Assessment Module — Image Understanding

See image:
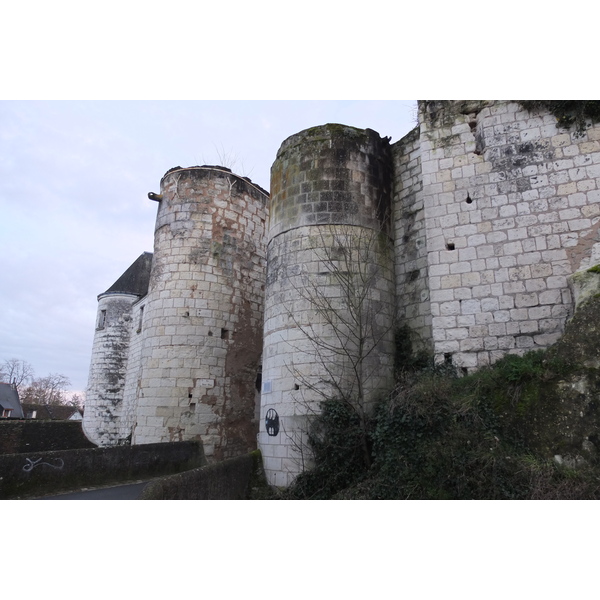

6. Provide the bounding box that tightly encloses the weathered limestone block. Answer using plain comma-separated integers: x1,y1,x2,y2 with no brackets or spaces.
418,101,600,370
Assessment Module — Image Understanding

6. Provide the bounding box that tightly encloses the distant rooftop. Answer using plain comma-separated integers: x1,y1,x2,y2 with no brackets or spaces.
0,382,24,418
20,403,82,420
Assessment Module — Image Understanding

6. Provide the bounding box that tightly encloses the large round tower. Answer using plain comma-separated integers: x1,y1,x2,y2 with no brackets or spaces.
259,124,396,487
130,167,268,460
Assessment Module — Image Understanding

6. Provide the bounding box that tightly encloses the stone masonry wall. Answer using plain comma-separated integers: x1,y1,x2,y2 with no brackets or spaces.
83,102,600,488
83,292,138,445
420,101,600,370
0,441,204,499
131,167,268,461
392,126,432,352
260,124,396,487
119,295,146,442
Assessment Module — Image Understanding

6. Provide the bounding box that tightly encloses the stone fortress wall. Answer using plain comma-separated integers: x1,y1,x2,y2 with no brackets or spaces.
83,101,600,486
400,101,600,370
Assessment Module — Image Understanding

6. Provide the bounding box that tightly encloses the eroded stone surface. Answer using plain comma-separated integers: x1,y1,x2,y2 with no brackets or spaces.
84,104,600,486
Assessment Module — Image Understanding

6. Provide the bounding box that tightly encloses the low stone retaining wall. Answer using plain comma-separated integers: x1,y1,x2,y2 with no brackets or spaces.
140,450,273,500
0,441,205,499
0,420,96,454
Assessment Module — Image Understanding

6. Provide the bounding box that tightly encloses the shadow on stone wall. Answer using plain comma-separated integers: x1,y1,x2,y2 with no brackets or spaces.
0,441,205,499
140,450,274,500
0,420,96,454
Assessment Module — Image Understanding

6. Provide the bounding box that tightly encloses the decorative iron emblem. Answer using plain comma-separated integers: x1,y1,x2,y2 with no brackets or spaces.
265,409,280,436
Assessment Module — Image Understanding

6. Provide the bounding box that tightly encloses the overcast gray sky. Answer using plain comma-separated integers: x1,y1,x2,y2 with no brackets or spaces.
0,100,417,393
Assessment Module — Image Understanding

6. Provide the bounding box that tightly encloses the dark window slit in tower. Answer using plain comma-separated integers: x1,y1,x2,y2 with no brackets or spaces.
255,370,262,393
221,328,229,340
444,353,453,365
446,242,455,251
137,306,144,333
465,193,473,204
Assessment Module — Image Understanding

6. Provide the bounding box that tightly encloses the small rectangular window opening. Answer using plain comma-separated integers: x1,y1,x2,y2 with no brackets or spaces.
98,310,107,329
137,306,144,333
221,328,229,340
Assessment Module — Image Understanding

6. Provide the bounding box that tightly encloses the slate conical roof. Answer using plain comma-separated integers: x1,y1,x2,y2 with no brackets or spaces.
102,252,153,297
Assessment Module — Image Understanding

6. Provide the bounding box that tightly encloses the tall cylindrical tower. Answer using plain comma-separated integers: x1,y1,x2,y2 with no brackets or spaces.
259,124,396,487
84,252,152,446
131,167,268,461
84,293,138,445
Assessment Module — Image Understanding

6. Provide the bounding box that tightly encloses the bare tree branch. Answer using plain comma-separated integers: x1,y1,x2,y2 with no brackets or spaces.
20,373,72,405
0,358,34,393
283,220,396,470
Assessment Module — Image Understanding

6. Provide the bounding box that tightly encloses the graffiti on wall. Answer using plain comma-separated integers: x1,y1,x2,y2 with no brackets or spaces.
265,409,279,436
22,457,65,472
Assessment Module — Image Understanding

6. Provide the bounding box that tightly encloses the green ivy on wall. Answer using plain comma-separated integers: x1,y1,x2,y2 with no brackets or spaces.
519,100,600,133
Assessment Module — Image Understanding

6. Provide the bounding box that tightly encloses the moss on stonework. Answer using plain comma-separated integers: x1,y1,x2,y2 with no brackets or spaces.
304,123,368,140
570,267,600,308
278,124,381,160
519,101,600,134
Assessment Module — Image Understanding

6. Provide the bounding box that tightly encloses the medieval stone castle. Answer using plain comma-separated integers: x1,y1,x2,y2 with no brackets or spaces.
83,101,600,487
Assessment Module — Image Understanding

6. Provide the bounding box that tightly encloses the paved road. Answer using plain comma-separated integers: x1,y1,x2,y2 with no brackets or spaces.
41,481,150,500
